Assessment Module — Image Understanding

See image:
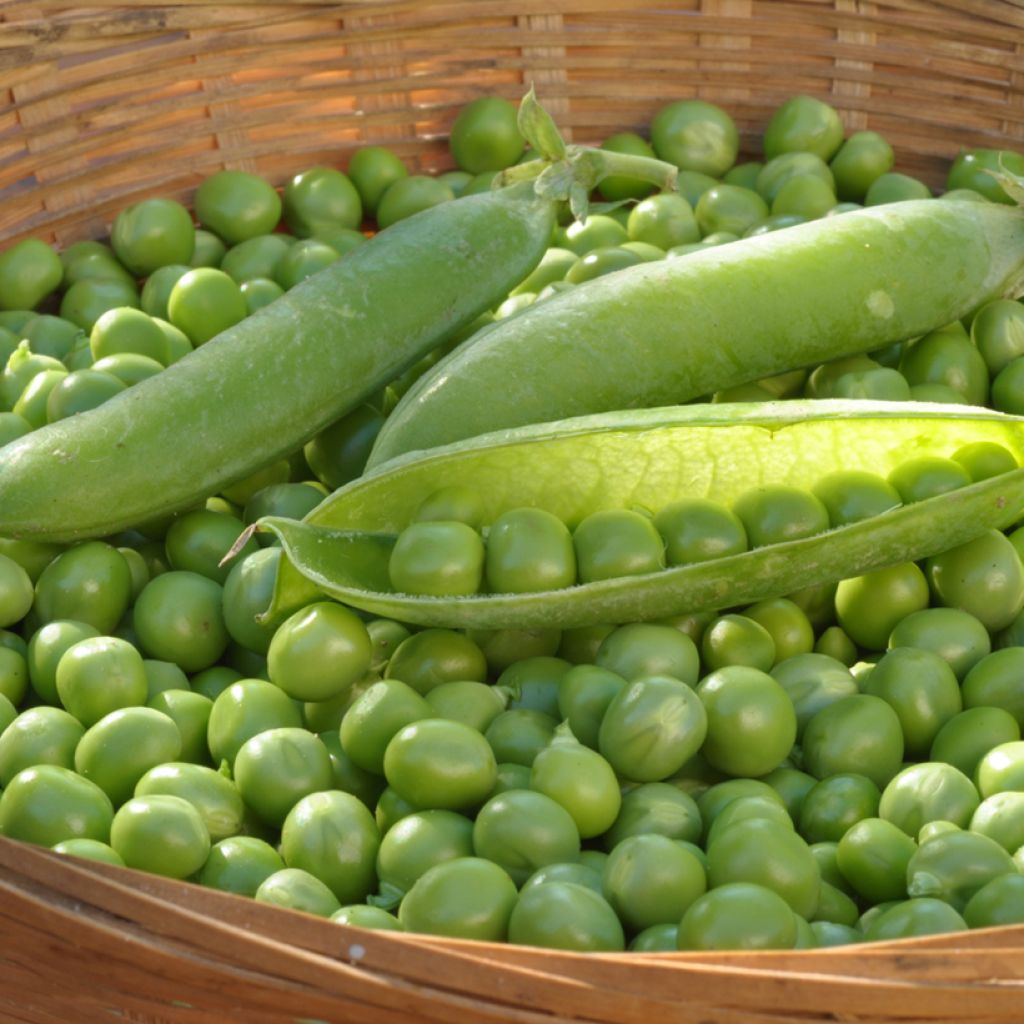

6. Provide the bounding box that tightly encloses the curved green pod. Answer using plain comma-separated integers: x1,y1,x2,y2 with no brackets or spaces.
0,184,555,542
255,401,1024,630
368,198,1024,468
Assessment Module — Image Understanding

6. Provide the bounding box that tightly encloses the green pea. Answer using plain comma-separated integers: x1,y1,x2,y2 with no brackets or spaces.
829,131,894,201
963,873,1024,929
926,529,1024,633
140,264,190,320
0,764,113,847
564,246,643,284
75,707,183,807
797,773,880,844
55,635,148,727
865,172,932,205
764,95,843,162
770,174,836,220
905,829,1014,911
0,706,84,787
133,761,244,843
339,678,433,775
651,99,738,177
836,816,916,904
199,834,285,896
888,607,991,681
484,708,557,768
280,790,380,904
626,193,700,250
26,620,100,705
148,689,214,766
962,648,1024,727
879,761,980,836
233,727,334,827
834,562,930,651
863,647,962,757
206,679,302,766
975,740,1024,798
595,622,699,685
970,298,1024,376
732,484,829,547
255,867,341,917
52,837,125,867
376,176,454,230
802,694,904,789
700,614,776,672
389,520,484,597
467,626,561,675
484,507,575,593
653,497,747,565
557,664,626,750
599,674,707,782
59,276,140,333
573,508,665,583
677,881,797,951
375,808,474,898
33,541,132,634
384,628,486,695
769,653,858,738
930,706,1020,781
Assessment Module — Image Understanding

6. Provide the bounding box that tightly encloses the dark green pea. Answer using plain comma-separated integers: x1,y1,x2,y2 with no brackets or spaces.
164,508,257,584
384,629,487,695
864,647,962,757
732,484,829,547
302,404,386,492
930,706,1020,781
221,546,287,655
484,708,558,767
797,773,880,844
318,730,386,810
897,325,989,405
991,355,1024,414
596,621,700,685
26,620,101,705
190,665,242,701
484,507,575,593
556,664,627,750
760,766,818,821
653,497,747,566
813,626,857,665
572,509,665,583
388,520,484,598
466,627,561,674
557,623,616,665
905,829,1014,911
829,130,894,201
148,689,213,766
812,469,902,527
770,653,858,739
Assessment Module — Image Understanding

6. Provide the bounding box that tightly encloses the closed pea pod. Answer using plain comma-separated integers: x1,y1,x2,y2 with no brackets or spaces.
369,177,1024,467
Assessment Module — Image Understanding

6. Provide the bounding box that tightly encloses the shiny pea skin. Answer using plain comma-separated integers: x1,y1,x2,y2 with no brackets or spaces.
598,674,707,783
484,507,576,593
878,761,980,836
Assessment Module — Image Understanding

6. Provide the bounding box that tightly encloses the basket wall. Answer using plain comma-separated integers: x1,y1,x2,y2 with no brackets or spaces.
3,1,1024,246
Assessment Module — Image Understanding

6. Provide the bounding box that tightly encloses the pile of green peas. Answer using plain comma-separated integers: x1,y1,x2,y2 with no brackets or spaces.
3,91,1024,954
3,506,1024,951
387,440,1021,598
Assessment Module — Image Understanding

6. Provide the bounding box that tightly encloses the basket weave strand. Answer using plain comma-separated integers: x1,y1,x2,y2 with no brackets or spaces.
4,3,1024,1022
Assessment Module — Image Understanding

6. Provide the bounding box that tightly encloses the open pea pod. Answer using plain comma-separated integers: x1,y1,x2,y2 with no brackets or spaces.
255,401,1024,630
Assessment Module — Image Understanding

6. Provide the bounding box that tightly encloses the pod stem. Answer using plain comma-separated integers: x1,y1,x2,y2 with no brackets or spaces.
497,86,677,220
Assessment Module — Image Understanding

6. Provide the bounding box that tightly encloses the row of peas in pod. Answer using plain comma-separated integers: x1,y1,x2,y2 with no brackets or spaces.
2,88,1024,955
387,440,1020,598
3,501,1024,951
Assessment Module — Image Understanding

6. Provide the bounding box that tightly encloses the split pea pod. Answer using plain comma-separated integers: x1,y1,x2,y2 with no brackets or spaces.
368,192,1024,468
253,400,1024,630
0,94,677,543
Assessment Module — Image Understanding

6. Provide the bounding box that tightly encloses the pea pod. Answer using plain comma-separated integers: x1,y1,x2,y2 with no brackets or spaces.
0,94,677,543
253,400,1024,630
368,182,1024,468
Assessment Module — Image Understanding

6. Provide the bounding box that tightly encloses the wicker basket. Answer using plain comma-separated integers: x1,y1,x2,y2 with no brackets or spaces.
4,2,1024,1021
